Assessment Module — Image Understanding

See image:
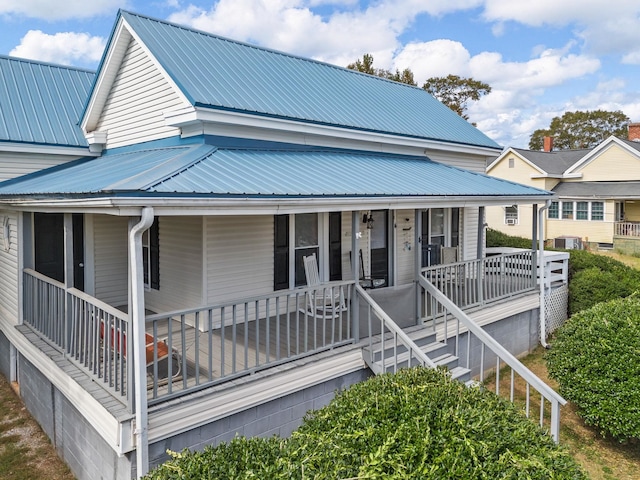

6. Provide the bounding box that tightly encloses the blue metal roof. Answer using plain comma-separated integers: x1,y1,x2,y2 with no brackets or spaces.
116,11,500,150
0,142,549,199
0,55,95,147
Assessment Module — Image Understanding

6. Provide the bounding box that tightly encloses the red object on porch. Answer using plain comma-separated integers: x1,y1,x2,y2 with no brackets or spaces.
99,322,169,364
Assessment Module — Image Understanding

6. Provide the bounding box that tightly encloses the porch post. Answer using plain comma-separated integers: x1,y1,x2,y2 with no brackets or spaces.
351,211,359,342
128,207,154,479
531,204,538,289
63,214,73,353
477,207,485,304
415,209,422,323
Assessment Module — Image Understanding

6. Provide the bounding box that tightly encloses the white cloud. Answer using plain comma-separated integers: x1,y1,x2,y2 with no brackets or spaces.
9,30,105,66
167,0,483,68
0,0,124,20
393,40,471,81
482,0,638,27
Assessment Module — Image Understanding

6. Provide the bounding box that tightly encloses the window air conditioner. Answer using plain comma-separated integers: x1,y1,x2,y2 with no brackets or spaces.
506,218,517,225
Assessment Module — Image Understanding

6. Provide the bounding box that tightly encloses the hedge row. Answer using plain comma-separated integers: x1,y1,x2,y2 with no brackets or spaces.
546,294,640,441
145,368,586,479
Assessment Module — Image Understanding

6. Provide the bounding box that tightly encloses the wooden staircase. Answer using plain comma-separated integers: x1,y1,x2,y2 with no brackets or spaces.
362,326,472,384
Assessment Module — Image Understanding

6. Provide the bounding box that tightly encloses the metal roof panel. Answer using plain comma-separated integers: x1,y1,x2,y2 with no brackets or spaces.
120,11,500,150
0,55,95,147
0,143,548,199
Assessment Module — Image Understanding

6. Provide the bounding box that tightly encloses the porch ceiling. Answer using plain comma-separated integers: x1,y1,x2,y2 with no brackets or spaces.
0,142,552,209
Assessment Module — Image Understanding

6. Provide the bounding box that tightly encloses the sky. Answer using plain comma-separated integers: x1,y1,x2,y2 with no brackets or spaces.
1,0,640,149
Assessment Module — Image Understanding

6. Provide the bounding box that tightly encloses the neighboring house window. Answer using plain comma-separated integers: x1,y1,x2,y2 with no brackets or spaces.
548,201,559,219
576,202,589,220
591,202,604,221
143,218,160,289
562,201,574,220
505,205,518,225
508,157,514,168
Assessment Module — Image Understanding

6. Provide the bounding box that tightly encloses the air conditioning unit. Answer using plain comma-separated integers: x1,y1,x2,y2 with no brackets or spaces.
553,236,582,250
506,218,517,225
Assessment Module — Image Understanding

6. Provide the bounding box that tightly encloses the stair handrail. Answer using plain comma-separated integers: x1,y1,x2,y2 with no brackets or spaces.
419,276,566,441
356,284,437,369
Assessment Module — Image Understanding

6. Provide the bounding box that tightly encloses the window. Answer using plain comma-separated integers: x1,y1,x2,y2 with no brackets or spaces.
274,213,342,290
508,157,514,168
142,218,159,289
591,202,604,221
548,201,559,219
576,201,589,220
562,202,574,219
505,205,518,225
294,213,319,287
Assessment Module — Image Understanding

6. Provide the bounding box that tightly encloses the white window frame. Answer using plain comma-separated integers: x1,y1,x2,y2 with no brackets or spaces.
504,205,518,225
289,213,328,288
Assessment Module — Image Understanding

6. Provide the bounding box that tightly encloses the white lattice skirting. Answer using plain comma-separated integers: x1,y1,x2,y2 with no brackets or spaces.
544,285,569,338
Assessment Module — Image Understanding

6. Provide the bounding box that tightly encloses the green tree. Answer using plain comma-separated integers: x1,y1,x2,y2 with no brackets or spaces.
422,74,491,120
529,110,630,150
347,53,417,86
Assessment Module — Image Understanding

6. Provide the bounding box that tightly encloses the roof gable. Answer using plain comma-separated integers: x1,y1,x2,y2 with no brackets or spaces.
99,11,499,150
565,136,640,176
0,55,94,148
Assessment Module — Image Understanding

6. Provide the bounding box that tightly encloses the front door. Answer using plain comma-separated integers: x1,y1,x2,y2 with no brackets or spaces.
370,210,389,286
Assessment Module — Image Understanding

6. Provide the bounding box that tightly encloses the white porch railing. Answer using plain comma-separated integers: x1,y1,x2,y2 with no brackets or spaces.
144,281,355,403
418,275,566,442
421,249,536,317
357,285,437,374
615,221,640,237
23,269,130,405
22,269,356,406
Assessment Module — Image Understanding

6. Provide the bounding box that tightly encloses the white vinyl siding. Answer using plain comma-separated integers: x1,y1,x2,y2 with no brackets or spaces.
145,217,203,313
95,37,185,149
395,210,415,285
341,212,354,280
0,152,83,182
205,216,273,304
93,215,129,307
0,211,19,320
463,208,478,261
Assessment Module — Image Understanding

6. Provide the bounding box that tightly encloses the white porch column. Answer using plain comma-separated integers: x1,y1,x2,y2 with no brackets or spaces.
351,211,359,342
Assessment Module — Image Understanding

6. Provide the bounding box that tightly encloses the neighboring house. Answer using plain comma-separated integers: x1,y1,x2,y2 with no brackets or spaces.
487,132,640,252
0,11,568,480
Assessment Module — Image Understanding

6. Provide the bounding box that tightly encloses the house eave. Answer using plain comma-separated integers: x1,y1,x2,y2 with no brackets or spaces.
0,193,554,216
0,142,98,157
164,106,502,157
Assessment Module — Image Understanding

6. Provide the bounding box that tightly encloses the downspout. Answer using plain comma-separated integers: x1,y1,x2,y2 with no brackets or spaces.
129,207,154,478
538,200,551,348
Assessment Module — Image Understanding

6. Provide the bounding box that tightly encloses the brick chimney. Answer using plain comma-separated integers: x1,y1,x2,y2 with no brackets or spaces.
629,123,640,142
543,136,554,152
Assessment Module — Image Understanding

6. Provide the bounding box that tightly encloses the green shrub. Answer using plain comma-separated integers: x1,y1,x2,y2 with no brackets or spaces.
486,228,533,249
144,436,287,479
566,250,640,315
145,368,587,479
569,266,640,314
566,249,629,280
546,295,640,441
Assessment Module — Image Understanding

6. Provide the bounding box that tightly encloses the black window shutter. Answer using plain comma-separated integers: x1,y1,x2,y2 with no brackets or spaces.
150,218,160,289
274,215,289,290
329,212,342,281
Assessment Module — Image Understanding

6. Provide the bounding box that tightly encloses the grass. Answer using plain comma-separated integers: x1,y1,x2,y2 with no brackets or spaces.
491,347,640,480
0,374,75,480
